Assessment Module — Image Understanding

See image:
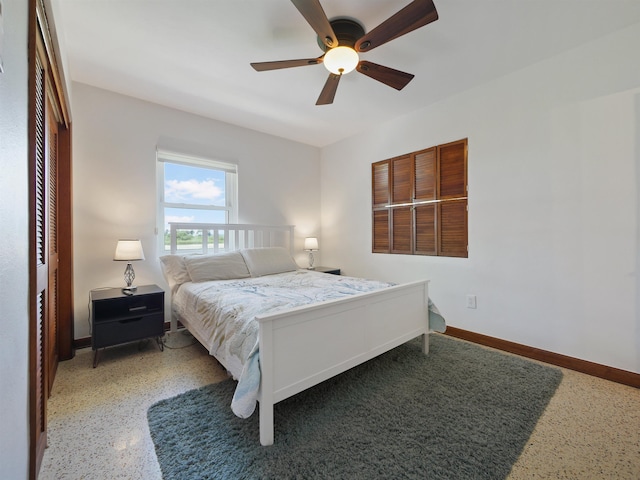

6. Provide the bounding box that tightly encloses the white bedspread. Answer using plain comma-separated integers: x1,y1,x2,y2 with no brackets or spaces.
172,269,445,418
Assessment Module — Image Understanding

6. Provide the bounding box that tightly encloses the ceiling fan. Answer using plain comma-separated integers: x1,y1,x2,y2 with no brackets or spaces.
250,0,439,105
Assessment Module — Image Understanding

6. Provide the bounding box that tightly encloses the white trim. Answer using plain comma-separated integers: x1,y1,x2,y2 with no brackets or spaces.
156,149,238,173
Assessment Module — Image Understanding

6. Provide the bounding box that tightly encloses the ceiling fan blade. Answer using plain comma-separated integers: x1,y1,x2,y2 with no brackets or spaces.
291,0,338,49
251,57,323,71
355,0,438,53
316,73,341,105
356,61,414,90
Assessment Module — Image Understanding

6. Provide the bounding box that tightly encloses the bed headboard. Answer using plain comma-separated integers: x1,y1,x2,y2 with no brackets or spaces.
167,223,295,255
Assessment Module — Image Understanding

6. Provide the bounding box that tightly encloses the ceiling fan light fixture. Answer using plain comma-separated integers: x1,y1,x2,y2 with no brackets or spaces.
250,0,439,105
323,46,359,75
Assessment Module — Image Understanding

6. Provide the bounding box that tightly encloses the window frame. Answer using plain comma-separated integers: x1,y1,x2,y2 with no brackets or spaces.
156,150,238,255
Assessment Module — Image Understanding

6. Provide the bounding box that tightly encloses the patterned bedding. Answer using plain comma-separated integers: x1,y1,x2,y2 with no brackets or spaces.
172,269,445,418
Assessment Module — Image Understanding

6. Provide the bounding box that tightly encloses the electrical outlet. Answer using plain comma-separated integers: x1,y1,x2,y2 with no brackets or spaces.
466,295,477,309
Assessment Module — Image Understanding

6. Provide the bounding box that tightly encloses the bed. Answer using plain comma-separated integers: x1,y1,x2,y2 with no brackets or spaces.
161,223,445,446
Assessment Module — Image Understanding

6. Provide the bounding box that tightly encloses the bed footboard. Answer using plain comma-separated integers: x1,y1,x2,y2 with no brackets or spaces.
257,280,430,446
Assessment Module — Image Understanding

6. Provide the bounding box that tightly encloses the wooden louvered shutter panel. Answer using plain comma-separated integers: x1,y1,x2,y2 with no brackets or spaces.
439,140,466,199
373,210,390,252
439,200,467,257
438,139,467,257
414,148,436,200
414,148,437,255
47,99,60,392
31,6,75,475
372,139,467,258
32,50,49,472
390,155,413,254
415,205,437,255
372,160,390,207
372,161,390,253
391,207,411,253
391,155,412,204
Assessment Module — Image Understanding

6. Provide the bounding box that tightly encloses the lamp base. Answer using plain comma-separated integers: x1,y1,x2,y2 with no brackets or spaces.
123,263,136,292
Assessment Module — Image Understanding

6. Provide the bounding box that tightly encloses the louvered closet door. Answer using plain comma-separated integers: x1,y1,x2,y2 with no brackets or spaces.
32,50,49,471
31,3,74,475
47,97,60,393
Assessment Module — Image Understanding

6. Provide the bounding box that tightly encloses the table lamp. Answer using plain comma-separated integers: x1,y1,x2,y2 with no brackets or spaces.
304,237,319,270
114,239,145,291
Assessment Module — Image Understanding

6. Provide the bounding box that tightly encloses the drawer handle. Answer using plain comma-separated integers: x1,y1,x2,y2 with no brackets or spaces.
129,306,147,312
120,317,143,324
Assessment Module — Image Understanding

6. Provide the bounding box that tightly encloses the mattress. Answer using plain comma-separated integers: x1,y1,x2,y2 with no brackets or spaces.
172,269,395,417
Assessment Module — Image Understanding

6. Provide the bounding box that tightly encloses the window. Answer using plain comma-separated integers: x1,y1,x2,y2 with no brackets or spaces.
157,150,238,253
372,139,468,258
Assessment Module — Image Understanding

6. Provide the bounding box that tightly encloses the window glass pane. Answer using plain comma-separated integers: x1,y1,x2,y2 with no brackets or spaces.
162,208,226,252
164,163,226,206
158,153,237,255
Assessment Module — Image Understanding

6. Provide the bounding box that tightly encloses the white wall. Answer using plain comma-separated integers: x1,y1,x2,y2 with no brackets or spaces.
321,22,640,374
72,83,321,338
0,0,30,477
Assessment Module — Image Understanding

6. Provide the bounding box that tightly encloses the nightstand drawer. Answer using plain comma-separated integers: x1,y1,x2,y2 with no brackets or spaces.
92,313,164,349
90,285,165,367
93,294,163,322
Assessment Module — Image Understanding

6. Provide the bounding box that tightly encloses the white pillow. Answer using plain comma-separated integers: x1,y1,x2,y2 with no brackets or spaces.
184,251,250,282
240,247,298,277
159,254,191,292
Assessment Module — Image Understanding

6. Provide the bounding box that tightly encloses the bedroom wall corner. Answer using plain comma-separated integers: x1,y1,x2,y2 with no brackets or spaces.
0,0,30,478
635,91,640,374
71,83,321,338
319,22,640,375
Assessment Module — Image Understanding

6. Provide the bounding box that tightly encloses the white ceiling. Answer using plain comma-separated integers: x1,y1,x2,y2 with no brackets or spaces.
54,0,640,147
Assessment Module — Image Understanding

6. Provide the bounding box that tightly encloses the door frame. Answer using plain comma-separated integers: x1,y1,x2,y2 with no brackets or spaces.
28,1,73,477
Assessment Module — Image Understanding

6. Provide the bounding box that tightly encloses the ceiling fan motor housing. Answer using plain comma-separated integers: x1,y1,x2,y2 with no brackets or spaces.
317,18,365,51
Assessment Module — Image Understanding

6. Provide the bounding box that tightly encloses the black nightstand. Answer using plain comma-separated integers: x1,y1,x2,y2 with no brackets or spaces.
312,266,341,275
90,284,165,367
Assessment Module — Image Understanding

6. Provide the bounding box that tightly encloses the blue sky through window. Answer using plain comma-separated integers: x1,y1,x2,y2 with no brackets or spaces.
163,163,227,231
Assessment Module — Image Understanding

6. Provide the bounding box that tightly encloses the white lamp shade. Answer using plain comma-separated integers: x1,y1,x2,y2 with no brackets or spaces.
323,46,359,75
114,239,145,261
304,237,319,251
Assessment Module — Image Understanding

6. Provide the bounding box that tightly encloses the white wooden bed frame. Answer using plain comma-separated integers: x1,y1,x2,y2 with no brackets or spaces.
167,223,431,446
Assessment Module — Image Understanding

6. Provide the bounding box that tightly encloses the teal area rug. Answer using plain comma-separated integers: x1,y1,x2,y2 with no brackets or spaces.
148,334,562,479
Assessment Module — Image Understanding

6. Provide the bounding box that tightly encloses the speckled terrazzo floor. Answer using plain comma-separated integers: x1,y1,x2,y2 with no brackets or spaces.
39,331,228,480
39,332,640,480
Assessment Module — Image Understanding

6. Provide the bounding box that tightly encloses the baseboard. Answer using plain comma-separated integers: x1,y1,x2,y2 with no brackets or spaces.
444,326,640,389
74,336,91,349
73,322,640,388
